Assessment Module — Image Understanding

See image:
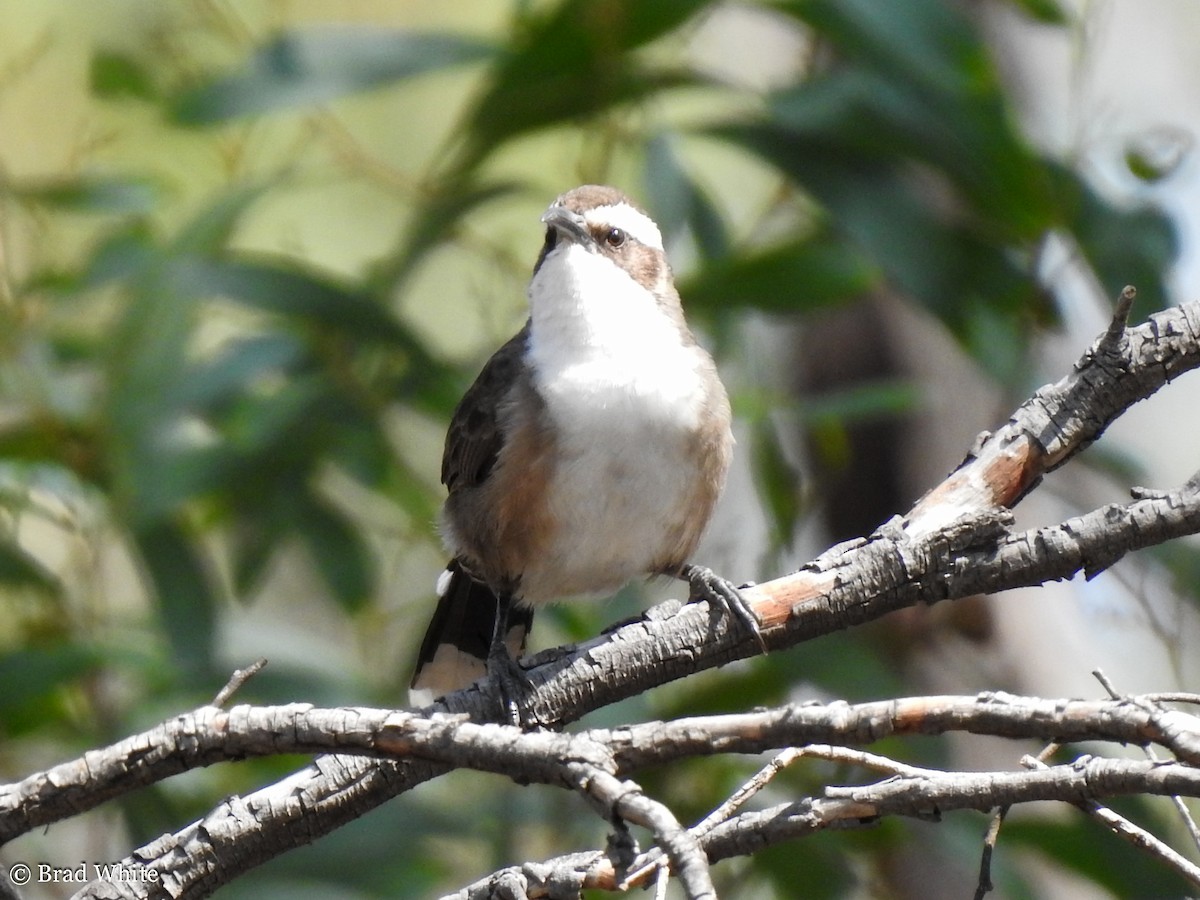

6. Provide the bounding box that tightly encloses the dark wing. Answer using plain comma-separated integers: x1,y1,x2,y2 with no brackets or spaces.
441,323,530,492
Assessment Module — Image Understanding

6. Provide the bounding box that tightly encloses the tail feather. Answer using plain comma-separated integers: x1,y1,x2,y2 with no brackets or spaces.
409,560,533,706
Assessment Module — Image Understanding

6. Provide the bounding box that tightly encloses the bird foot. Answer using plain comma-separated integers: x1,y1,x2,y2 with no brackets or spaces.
487,636,529,727
680,564,767,653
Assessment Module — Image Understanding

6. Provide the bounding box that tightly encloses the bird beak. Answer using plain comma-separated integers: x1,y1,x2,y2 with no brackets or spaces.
540,206,592,246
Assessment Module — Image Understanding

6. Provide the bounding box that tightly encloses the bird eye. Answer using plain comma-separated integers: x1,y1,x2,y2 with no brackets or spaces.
604,227,627,248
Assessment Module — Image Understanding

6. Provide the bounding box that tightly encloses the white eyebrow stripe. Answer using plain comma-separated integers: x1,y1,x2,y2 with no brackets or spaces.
584,203,664,251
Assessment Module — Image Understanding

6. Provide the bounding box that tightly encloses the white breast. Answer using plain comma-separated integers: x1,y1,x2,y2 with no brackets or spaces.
521,243,711,602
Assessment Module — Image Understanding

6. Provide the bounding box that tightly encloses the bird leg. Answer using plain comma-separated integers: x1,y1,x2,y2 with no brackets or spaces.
488,591,530,727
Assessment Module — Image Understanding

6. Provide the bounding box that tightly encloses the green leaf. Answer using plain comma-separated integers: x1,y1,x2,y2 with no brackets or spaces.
1061,172,1177,316
163,333,306,413
125,377,332,522
682,234,878,314
454,0,709,169
1124,145,1180,184
764,69,1053,235
959,294,1033,386
90,51,159,101
461,70,693,173
167,257,416,346
750,419,803,550
326,416,396,491
133,522,218,677
0,644,102,734
104,276,198,508
799,378,922,426
710,3,1173,358
172,29,495,123
1005,0,1067,24
167,183,274,254
760,0,1064,242
0,539,58,592
379,457,442,531
643,133,731,260
381,179,522,292
782,0,992,97
6,176,159,215
229,512,281,599
221,375,333,461
293,496,374,612
716,122,1038,332
79,222,157,288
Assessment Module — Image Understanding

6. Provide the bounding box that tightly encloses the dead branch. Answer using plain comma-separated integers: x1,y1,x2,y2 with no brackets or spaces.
2,692,1198,897
7,691,1200,845
0,297,1190,897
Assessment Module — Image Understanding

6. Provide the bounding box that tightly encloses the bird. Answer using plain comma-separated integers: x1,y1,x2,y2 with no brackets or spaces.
409,184,761,721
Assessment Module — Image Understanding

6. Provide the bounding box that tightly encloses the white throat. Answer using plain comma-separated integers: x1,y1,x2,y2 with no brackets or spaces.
518,240,716,602
526,243,702,415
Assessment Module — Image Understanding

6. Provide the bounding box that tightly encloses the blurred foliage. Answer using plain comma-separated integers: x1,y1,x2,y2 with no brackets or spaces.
0,0,1185,897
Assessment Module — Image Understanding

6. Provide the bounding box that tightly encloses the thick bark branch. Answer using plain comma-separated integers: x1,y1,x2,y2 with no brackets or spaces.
6,693,1200,842
0,298,1192,897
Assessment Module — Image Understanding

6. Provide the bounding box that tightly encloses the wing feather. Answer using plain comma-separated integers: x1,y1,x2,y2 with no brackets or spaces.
441,323,530,492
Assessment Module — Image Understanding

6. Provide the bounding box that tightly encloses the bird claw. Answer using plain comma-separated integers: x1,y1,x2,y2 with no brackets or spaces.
487,639,529,727
681,564,768,653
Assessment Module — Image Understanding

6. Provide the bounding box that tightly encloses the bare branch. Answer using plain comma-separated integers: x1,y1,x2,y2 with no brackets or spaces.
8,692,1200,847
210,658,268,708
574,768,715,900
1020,752,1200,890
455,754,1200,898
33,300,1200,895
1093,670,1200,858
1102,285,1139,348
974,807,1008,900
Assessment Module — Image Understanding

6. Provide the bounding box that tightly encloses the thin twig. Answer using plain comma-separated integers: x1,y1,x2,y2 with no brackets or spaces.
572,766,714,900
1170,796,1200,856
653,865,669,900
979,740,1062,900
1092,668,1120,701
1102,284,1138,347
621,747,805,890
623,744,947,891
797,745,940,780
1023,753,1200,889
1093,670,1200,857
694,748,802,835
974,807,1008,900
1144,692,1200,706
211,658,268,708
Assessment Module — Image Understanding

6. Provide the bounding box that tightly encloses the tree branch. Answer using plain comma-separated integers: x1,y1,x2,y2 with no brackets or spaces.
1019,751,1200,890
447,754,1200,898
12,298,1196,896
2,691,1198,896
6,692,1200,842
